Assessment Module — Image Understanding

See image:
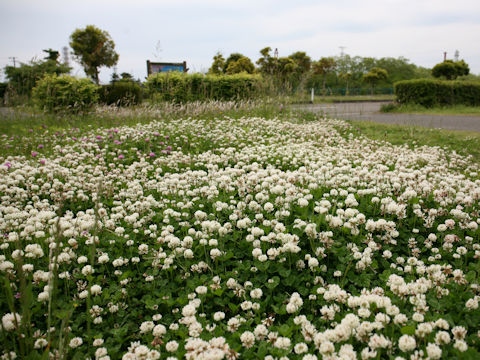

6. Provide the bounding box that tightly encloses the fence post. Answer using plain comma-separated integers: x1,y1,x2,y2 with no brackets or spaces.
311,88,314,103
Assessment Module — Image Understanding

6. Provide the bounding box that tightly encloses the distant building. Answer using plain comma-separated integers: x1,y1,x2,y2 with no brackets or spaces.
146,61,188,76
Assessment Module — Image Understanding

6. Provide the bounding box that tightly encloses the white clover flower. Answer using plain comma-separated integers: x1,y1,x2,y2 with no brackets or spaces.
38,291,49,302
319,341,335,355
152,324,166,337
435,331,451,345
195,286,207,295
139,321,154,334
213,312,225,321
93,338,105,346
453,340,468,352
2,313,21,331
34,338,48,349
298,198,309,207
210,248,222,260
165,340,179,352
81,265,94,276
274,337,291,350
412,313,424,322
250,288,263,299
240,331,255,348
398,335,416,352
294,342,308,354
95,347,108,358
308,257,319,269
90,285,102,296
254,324,268,340
182,304,196,317
426,343,442,359
69,337,83,348
77,256,88,264
466,298,478,310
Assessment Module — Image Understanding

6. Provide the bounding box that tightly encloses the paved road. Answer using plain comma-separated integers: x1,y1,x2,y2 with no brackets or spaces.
293,102,480,132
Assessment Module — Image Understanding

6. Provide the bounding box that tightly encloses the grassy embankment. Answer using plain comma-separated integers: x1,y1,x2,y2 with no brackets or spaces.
381,103,480,116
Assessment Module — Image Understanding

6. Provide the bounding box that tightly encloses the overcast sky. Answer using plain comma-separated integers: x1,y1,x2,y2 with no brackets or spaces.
1,0,479,83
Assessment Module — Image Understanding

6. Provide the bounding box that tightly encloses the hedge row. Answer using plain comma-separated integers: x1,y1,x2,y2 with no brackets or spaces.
32,75,145,112
145,72,261,102
394,79,480,107
99,81,143,106
32,74,99,113
30,73,262,112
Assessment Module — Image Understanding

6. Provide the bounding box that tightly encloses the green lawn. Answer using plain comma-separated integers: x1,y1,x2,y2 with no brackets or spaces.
316,94,394,103
345,119,480,163
281,94,395,104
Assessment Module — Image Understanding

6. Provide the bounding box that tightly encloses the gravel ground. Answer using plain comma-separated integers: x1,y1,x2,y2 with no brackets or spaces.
293,102,480,132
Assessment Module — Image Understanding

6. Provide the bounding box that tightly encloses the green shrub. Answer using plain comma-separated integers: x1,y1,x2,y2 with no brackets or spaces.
145,72,261,102
99,81,143,106
380,102,397,112
394,79,480,107
32,74,99,113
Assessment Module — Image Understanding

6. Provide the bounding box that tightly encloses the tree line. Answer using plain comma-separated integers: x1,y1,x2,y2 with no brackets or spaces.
207,47,477,95
2,24,479,103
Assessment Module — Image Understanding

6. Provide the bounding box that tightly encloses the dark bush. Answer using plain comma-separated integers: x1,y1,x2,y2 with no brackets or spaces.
394,79,480,107
99,81,143,106
145,72,261,102
0,83,7,103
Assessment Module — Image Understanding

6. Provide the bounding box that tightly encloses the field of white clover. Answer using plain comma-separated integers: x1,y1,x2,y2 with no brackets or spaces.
0,114,479,360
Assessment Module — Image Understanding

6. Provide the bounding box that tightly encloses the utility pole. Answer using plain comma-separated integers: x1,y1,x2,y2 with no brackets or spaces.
8,56,17,67
339,46,346,57
443,51,447,62
62,46,70,68
454,50,459,62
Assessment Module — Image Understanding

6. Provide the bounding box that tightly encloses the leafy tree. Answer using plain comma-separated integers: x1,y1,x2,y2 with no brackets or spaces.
363,67,388,94
208,52,225,75
111,71,120,83
223,53,245,73
454,60,469,77
375,57,416,84
225,56,255,74
120,72,134,81
4,58,70,96
339,72,352,95
432,60,469,80
256,47,276,75
312,57,336,93
276,57,298,77
359,57,376,73
70,25,119,84
43,48,60,62
432,61,457,80
288,51,311,75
